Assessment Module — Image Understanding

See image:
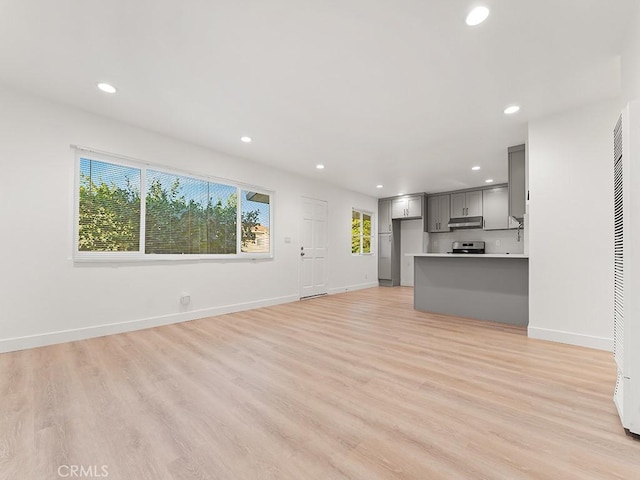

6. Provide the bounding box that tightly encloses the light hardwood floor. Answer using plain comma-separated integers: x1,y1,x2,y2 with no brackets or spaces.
1,287,638,479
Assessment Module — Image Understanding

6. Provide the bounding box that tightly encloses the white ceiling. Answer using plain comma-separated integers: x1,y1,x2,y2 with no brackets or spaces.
0,0,637,197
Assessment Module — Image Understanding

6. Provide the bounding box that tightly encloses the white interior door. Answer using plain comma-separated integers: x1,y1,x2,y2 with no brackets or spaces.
300,197,328,298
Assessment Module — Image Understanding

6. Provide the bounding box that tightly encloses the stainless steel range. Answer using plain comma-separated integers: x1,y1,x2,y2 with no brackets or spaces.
450,241,485,254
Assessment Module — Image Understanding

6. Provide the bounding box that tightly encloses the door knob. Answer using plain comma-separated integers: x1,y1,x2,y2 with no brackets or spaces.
301,252,305,256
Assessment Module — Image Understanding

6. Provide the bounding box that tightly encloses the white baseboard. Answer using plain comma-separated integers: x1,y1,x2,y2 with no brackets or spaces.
528,326,613,351
328,282,379,295
0,294,299,354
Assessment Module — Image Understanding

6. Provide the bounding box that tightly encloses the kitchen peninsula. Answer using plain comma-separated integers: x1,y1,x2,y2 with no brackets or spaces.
408,253,529,326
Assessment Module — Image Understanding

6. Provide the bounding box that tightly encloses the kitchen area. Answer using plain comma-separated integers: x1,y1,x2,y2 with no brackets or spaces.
378,144,529,326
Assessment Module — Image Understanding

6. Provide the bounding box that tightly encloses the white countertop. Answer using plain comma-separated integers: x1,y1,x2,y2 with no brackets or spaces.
406,253,529,259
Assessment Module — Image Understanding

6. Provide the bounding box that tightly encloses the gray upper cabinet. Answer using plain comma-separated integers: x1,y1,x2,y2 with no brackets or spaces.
391,198,405,219
482,186,509,230
378,199,392,233
451,190,482,218
467,190,483,216
427,194,451,232
450,192,466,218
407,195,422,217
391,194,423,219
508,144,526,221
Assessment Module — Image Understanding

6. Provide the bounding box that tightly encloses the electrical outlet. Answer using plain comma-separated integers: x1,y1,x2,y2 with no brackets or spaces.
180,294,191,306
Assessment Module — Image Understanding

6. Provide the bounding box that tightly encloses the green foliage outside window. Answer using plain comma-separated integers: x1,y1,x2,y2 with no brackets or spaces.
78,158,265,255
144,177,239,254
352,210,372,254
79,173,141,251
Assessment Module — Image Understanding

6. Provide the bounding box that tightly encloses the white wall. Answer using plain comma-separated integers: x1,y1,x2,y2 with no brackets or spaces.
0,85,377,352
528,100,620,350
622,1,640,103
526,8,640,351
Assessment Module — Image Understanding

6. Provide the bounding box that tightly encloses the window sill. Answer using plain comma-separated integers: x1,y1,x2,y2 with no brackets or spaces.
73,252,274,264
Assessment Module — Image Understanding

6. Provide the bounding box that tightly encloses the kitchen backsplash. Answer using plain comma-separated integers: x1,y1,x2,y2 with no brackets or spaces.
425,227,525,254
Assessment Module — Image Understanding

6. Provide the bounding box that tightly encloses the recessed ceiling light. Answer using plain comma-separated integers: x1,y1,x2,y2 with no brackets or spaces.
466,6,489,26
97,83,116,94
504,105,520,115
316,164,325,170
472,166,481,171
376,185,383,189
240,136,252,143
485,179,494,183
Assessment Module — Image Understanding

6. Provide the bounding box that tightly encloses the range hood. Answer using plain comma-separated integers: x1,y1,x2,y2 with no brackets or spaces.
447,216,483,229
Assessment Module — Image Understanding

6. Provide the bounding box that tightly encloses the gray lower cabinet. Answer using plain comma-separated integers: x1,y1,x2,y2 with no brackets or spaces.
378,233,392,279
378,231,400,286
509,144,526,221
451,190,482,217
413,256,529,326
427,194,451,232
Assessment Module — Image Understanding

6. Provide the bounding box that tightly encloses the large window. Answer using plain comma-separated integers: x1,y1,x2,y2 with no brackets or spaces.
352,209,372,255
76,153,273,260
